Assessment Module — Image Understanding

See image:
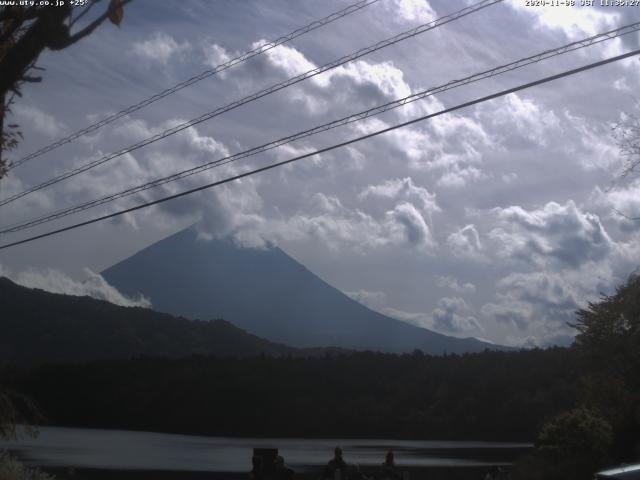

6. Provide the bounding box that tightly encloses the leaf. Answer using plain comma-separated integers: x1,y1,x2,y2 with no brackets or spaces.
108,0,124,26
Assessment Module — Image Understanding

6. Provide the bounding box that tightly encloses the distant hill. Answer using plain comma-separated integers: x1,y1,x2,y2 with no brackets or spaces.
0,277,338,366
102,227,508,354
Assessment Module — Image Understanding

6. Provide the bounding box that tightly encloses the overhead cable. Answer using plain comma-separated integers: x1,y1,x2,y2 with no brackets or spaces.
8,0,381,170
0,0,502,207
3,21,639,235
2,47,638,250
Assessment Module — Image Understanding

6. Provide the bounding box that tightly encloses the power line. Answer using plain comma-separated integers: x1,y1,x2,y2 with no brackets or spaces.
0,0,503,208
7,0,381,170
2,47,638,251
2,21,639,235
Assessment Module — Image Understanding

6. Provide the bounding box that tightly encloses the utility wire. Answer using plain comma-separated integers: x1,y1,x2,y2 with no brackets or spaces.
0,0,502,207
2,47,638,251
2,21,639,235
8,0,381,170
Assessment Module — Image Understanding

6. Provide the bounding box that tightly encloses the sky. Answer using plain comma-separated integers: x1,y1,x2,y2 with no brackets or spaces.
1,0,640,347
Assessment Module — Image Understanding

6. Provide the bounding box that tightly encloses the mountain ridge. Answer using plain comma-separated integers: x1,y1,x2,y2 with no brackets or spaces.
0,277,347,366
102,227,510,354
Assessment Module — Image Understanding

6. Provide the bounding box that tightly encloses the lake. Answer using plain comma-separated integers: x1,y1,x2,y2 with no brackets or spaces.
1,426,531,474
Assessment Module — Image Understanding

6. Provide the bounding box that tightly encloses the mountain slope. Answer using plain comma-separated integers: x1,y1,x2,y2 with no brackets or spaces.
102,227,504,354
0,277,311,366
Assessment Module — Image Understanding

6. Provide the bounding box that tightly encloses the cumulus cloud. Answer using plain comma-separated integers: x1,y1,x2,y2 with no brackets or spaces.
384,296,483,336
437,165,486,188
507,1,619,38
388,201,436,248
359,177,439,214
346,289,387,309
446,224,483,259
436,276,476,294
489,200,613,268
477,93,560,147
11,104,66,138
132,32,190,63
479,249,629,344
255,41,414,109
481,295,533,331
431,296,483,334
588,180,640,233
0,266,150,308
204,43,231,69
383,0,436,23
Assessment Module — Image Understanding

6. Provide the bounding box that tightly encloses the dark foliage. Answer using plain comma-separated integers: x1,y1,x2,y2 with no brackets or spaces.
3,347,579,442
0,0,130,175
572,274,640,462
0,277,327,365
512,275,640,479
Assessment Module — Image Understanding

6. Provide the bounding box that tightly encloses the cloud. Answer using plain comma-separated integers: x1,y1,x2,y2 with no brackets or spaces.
204,43,231,69
255,41,319,80
479,257,626,342
507,1,619,38
388,201,436,248
481,295,533,331
132,32,190,63
446,224,483,259
436,275,476,294
254,41,414,108
384,296,483,336
489,200,613,268
346,289,387,309
431,296,483,334
437,165,486,188
477,93,560,147
0,266,150,308
588,180,640,233
11,104,66,137
359,177,439,214
384,0,436,23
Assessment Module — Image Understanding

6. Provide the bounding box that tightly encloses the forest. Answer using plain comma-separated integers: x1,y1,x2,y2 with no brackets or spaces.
2,347,579,441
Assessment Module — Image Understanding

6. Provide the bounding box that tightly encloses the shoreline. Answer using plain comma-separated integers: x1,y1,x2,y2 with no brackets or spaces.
44,465,503,480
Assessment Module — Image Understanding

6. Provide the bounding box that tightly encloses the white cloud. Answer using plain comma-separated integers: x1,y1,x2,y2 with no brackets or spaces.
489,200,613,268
359,177,439,214
204,43,231,69
132,32,190,63
446,224,483,259
507,1,619,38
436,275,476,294
588,180,640,232
384,296,483,336
388,201,437,248
11,104,66,138
437,165,486,188
346,289,387,309
384,0,436,23
431,296,483,334
255,41,322,83
0,266,150,308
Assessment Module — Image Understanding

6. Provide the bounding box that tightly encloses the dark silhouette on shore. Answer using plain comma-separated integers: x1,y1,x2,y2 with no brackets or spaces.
379,450,401,480
323,446,349,479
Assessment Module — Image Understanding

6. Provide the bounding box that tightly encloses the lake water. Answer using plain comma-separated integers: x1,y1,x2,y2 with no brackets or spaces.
1,426,531,473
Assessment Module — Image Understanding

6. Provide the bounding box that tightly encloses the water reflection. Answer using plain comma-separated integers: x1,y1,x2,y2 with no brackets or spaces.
0,427,531,472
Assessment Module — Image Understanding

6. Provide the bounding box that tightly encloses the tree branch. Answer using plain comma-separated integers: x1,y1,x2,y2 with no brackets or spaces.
69,0,101,28
62,0,132,48
0,5,71,96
